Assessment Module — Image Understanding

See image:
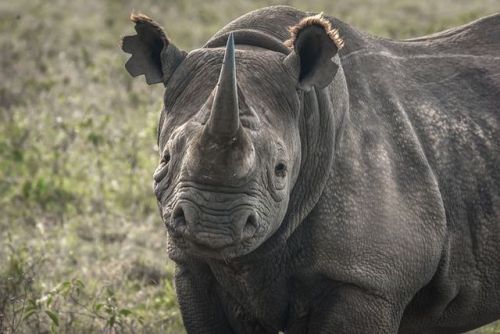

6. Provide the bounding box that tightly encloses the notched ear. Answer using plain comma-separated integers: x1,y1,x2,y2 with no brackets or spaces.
284,13,344,91
121,13,186,85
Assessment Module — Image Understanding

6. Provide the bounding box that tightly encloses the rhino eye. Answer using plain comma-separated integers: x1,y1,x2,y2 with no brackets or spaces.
275,163,287,177
162,152,171,164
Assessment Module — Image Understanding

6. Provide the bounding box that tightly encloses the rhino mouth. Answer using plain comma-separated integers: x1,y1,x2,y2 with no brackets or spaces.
171,231,259,260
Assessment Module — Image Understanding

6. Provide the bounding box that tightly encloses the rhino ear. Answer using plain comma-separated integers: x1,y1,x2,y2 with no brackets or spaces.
121,13,187,85
284,14,344,91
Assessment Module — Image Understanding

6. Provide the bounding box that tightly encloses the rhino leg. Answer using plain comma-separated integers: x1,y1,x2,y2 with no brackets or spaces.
174,264,234,334
306,285,402,334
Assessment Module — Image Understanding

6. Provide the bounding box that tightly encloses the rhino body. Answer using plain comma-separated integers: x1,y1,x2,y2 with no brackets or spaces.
122,6,500,333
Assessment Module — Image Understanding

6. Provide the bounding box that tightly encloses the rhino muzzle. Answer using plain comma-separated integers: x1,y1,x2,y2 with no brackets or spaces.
167,200,258,249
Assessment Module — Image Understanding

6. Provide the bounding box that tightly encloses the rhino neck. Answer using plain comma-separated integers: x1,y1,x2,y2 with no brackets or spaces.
281,72,348,234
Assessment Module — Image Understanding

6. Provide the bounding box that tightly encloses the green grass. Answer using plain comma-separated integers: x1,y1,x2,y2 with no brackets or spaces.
0,0,499,332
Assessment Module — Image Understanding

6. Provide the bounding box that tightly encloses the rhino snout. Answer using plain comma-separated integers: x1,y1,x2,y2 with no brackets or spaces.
167,201,259,249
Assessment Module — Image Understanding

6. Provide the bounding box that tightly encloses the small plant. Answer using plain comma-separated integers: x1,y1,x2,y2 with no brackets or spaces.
21,279,143,333
0,239,148,333
0,236,43,334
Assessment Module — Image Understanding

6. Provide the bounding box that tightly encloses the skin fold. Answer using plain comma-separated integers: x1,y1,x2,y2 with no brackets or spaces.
122,6,500,333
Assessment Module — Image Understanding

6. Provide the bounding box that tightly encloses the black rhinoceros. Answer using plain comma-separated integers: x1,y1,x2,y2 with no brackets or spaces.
122,6,500,333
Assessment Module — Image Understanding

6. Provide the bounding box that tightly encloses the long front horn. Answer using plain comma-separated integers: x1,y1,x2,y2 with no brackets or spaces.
207,33,239,137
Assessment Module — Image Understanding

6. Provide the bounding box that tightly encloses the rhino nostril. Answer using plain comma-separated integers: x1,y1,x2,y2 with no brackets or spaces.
242,214,258,240
172,206,187,229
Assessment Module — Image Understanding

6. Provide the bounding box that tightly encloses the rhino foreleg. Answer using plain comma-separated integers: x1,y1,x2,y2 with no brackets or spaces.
306,285,403,334
174,264,234,334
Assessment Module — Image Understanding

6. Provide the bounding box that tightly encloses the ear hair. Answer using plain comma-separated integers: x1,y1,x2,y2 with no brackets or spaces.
284,13,344,50
282,13,343,91
129,13,168,44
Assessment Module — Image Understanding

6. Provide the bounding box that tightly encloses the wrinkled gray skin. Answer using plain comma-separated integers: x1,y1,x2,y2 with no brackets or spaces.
122,6,500,333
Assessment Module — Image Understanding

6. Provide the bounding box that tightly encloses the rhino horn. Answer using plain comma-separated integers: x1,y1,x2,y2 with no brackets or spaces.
207,33,240,138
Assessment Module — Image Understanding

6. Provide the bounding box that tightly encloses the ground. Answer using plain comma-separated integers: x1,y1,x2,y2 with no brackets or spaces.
0,0,499,332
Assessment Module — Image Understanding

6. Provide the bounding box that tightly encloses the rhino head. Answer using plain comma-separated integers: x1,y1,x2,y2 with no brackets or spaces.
122,13,345,260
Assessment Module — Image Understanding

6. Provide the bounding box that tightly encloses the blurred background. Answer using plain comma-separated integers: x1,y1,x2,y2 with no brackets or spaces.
0,0,499,332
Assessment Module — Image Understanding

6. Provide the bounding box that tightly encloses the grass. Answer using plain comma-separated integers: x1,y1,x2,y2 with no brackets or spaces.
0,0,499,332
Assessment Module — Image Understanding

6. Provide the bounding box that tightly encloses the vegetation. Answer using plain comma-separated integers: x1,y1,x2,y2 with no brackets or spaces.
0,0,498,332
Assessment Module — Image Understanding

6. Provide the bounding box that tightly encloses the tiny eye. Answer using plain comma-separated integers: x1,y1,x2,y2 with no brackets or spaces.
275,163,287,177
162,152,171,164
